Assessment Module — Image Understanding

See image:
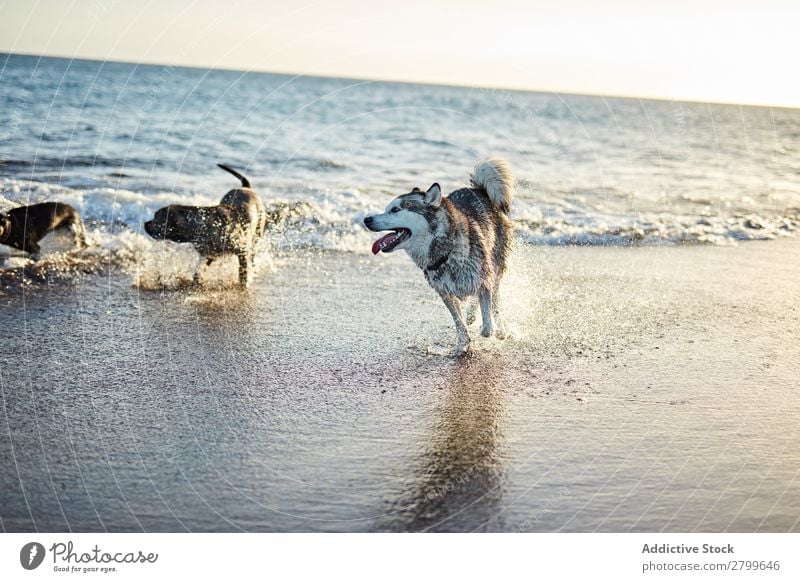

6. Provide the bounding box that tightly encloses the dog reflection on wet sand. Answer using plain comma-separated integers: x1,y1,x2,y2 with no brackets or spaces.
385,353,506,531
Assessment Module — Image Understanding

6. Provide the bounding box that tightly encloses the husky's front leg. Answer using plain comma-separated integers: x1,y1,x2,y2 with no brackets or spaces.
439,293,471,356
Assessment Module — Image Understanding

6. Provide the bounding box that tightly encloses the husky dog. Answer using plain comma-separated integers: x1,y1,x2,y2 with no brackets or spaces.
144,164,267,288
364,158,514,355
0,202,87,257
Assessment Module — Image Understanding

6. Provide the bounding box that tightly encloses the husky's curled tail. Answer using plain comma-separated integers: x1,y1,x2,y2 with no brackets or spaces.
470,157,514,213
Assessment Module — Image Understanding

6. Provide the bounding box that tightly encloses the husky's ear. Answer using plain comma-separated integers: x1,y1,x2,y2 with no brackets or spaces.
424,183,442,207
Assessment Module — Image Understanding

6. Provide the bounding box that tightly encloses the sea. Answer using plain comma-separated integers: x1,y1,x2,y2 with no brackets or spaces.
2,52,799,266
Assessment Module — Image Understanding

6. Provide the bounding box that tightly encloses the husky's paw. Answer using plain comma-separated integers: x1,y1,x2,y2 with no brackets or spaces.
481,326,494,338
452,340,472,358
494,328,507,340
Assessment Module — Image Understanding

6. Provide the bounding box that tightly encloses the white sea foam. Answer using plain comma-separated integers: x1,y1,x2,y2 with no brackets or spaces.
2,176,798,283
511,196,799,246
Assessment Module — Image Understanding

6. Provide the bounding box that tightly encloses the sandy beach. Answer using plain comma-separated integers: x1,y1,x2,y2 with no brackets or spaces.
1,239,798,532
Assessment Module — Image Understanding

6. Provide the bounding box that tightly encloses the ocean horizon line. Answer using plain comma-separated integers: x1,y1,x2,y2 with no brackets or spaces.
3,50,796,112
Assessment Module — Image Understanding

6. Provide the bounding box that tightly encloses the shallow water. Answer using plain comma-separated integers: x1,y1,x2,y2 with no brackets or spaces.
1,242,798,532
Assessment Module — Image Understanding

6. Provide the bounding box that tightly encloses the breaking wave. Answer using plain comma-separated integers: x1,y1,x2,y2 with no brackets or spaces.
1,176,799,289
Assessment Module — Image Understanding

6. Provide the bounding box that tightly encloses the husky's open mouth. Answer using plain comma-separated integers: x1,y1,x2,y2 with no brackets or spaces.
371,228,411,254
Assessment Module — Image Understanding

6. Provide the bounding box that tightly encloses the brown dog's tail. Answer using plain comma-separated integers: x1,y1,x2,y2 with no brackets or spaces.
217,163,251,189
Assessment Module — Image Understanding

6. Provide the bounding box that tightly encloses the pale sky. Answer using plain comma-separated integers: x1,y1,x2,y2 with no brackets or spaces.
1,0,798,107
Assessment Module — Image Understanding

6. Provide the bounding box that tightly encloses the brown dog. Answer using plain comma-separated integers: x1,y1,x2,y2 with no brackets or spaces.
0,202,87,257
144,164,267,287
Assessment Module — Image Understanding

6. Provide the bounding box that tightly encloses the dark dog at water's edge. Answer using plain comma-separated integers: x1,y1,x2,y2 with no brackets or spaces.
144,164,267,288
0,202,87,257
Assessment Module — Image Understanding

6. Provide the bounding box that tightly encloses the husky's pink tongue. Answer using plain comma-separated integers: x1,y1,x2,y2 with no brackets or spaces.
372,232,397,255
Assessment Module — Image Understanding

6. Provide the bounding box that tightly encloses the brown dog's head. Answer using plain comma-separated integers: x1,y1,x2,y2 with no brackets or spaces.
0,213,10,243
144,205,196,242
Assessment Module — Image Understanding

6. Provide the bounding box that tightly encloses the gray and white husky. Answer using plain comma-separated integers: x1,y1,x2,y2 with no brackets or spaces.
364,158,514,355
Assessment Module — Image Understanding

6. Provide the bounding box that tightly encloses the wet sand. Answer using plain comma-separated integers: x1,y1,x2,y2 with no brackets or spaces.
1,240,799,532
